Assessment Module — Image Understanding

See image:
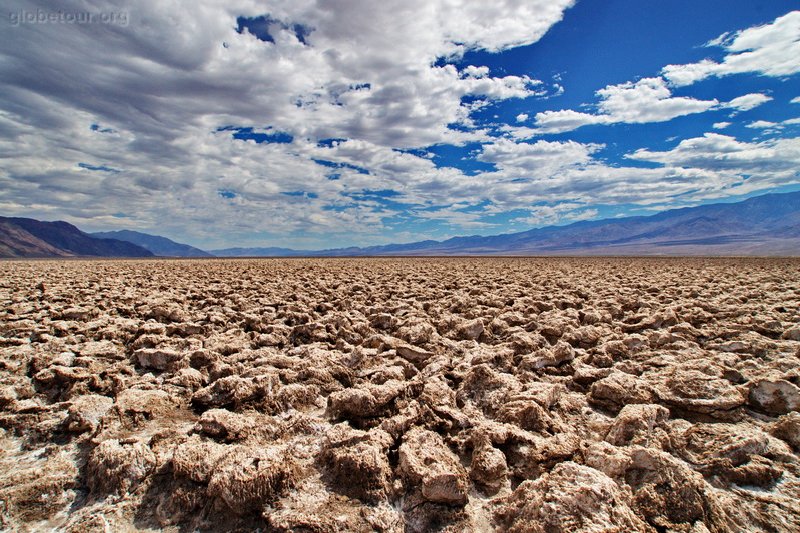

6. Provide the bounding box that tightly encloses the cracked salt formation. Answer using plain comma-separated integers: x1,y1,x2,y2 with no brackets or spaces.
0,257,799,531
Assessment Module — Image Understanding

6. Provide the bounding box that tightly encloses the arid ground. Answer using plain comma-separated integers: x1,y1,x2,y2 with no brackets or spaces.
1,258,799,532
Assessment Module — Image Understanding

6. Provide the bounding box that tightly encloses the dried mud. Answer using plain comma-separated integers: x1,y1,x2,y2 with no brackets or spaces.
1,257,799,532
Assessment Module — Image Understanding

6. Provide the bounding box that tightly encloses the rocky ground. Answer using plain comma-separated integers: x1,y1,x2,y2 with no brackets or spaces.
1,257,799,532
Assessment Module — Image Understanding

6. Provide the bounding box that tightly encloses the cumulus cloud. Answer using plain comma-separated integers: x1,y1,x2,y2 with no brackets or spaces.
478,138,602,176
511,203,598,227
0,0,575,246
662,11,800,87
713,122,732,129
534,77,717,133
531,109,612,134
744,117,800,132
723,93,773,112
533,12,798,135
1,0,797,247
412,203,498,228
627,133,800,178
467,137,757,209
747,120,780,129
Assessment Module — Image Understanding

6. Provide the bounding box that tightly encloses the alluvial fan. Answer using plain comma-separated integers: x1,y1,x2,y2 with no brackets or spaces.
1,258,799,532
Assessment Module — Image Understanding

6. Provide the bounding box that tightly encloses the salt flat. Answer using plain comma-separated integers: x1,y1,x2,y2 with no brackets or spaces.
1,258,799,531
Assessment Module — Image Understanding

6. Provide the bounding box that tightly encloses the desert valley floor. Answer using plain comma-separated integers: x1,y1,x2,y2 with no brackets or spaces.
1,257,800,532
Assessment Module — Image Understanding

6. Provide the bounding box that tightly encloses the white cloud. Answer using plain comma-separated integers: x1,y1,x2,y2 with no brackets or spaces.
713,122,732,129
792,96,800,104
477,138,603,176
744,117,800,131
596,78,717,121
462,65,490,79
469,138,745,208
747,120,780,129
532,109,612,134
662,11,800,87
412,203,497,228
1,1,797,247
516,113,529,122
627,133,800,178
724,93,772,112
0,0,576,247
512,203,598,227
534,77,717,133
534,13,797,135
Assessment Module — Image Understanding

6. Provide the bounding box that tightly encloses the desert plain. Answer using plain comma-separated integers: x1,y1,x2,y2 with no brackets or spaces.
0,257,799,532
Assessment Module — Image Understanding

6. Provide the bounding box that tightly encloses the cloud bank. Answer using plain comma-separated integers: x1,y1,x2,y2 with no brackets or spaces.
0,1,798,248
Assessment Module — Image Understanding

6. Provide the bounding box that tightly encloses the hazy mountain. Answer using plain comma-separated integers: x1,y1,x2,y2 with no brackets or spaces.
4,191,798,258
0,217,153,258
358,190,800,256
91,230,213,257
211,246,305,257
215,191,800,256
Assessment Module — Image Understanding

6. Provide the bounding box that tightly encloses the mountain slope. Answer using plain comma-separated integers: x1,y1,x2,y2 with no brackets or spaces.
91,230,213,257
4,191,799,258
0,220,72,257
211,246,305,257
0,217,154,258
216,191,800,256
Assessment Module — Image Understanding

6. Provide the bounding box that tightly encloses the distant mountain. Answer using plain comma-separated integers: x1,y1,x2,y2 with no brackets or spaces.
211,246,305,257
4,191,799,258
215,191,800,257
0,217,153,258
91,230,213,257
348,190,800,256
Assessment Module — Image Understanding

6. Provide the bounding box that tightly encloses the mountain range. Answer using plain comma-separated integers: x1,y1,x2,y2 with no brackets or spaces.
213,191,800,256
0,217,153,258
90,230,212,257
2,191,799,258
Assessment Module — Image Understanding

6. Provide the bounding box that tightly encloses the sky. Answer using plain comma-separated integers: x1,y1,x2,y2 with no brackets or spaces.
1,0,799,250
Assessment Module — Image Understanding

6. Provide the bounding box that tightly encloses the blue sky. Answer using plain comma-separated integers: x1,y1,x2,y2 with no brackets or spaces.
1,0,798,249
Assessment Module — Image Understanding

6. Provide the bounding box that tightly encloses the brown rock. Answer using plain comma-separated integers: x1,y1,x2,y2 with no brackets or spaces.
455,318,484,340
398,428,469,505
78,340,123,359
87,439,156,495
133,347,183,370
506,433,580,480
625,447,722,529
318,423,393,502
498,398,554,433
771,412,800,449
656,368,746,415
114,388,180,425
167,367,206,390
589,371,654,410
524,341,575,369
748,379,800,414
457,363,522,416
65,394,114,433
494,462,647,533
172,436,227,483
782,326,800,341
192,374,277,409
395,343,435,367
606,403,669,447
327,379,408,420
207,445,300,515
195,408,250,441
470,432,507,490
